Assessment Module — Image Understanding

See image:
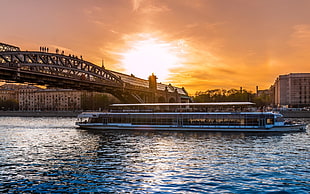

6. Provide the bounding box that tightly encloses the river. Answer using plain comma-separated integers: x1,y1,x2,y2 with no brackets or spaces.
0,117,309,193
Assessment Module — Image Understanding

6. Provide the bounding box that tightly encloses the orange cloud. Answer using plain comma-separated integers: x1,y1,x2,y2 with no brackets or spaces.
1,0,310,95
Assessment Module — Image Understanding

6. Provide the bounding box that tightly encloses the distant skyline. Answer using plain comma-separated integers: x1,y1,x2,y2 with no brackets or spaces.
1,0,310,94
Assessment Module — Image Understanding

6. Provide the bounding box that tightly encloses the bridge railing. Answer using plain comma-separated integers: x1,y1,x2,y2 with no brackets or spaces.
0,43,20,52
0,51,124,87
1,50,183,97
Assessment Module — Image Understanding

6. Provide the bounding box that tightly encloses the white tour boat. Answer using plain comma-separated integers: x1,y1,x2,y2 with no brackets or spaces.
76,102,307,132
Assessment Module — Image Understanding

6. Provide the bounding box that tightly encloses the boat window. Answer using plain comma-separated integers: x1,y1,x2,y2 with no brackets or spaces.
275,116,284,122
110,114,131,123
104,113,277,127
266,118,274,124
89,117,102,123
78,117,89,123
182,114,249,126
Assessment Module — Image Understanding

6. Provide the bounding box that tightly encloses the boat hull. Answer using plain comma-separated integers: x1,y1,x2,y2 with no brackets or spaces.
76,123,307,132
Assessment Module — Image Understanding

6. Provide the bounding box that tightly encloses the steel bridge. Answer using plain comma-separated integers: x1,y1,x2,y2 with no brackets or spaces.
0,42,189,103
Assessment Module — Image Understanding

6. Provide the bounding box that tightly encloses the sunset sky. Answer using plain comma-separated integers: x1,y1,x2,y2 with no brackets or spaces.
1,0,310,94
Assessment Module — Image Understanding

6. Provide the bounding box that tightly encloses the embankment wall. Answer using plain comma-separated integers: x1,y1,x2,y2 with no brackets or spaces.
0,111,81,117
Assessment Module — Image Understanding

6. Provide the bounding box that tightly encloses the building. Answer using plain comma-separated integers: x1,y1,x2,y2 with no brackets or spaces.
0,83,119,111
256,86,271,98
272,73,310,107
0,84,19,102
0,70,188,110
18,87,82,111
111,71,190,103
0,84,19,110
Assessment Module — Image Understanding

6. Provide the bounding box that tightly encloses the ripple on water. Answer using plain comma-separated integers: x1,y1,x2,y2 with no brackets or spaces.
0,117,309,193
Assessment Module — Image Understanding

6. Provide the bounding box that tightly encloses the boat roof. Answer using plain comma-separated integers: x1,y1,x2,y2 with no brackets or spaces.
110,102,255,107
78,111,277,118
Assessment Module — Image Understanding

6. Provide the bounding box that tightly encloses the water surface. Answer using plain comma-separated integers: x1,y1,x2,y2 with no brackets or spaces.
0,117,309,193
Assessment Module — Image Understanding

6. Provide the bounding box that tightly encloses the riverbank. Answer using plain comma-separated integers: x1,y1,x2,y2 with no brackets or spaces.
0,111,81,117
0,110,309,118
279,110,310,118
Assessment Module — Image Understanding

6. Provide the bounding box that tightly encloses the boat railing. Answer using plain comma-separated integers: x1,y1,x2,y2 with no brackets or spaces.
110,109,154,113
108,108,259,113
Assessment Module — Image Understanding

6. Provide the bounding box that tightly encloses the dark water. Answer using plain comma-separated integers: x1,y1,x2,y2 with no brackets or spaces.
0,117,309,193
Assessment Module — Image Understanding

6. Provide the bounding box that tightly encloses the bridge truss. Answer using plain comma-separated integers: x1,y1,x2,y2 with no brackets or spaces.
0,42,20,52
0,51,125,92
0,44,188,103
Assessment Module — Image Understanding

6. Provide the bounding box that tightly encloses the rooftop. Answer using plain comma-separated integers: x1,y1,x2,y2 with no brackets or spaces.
110,71,188,96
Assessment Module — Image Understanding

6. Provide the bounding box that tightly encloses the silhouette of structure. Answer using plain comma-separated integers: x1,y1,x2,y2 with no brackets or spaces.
0,42,189,103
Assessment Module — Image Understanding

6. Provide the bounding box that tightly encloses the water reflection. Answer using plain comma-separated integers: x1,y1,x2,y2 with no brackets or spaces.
0,117,309,193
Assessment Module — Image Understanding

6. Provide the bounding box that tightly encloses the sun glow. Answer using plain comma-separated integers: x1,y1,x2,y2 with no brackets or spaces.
120,36,183,81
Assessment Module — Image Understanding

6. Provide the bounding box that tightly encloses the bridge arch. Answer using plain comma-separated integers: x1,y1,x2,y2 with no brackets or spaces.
0,44,189,103
169,97,176,103
0,51,123,91
158,96,166,103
